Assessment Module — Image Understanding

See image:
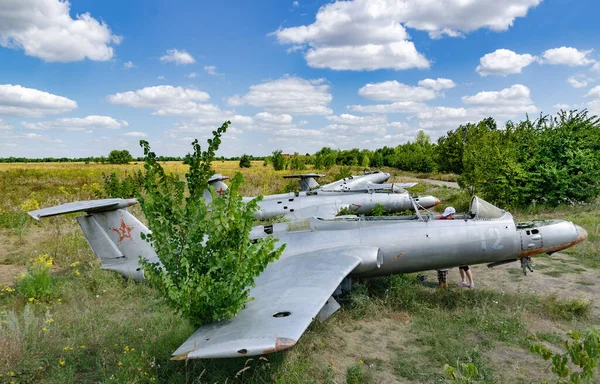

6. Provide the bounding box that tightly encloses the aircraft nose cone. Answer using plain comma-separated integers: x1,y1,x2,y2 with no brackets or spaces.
575,225,588,242
434,198,441,206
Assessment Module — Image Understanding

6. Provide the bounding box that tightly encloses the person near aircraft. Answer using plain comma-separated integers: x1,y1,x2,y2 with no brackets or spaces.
437,206,475,288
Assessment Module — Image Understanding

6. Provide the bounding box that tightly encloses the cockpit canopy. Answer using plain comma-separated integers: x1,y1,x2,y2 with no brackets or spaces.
468,196,506,220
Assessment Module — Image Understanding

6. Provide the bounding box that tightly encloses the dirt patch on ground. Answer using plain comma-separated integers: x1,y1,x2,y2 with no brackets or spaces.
316,313,414,383
486,345,555,384
0,264,27,285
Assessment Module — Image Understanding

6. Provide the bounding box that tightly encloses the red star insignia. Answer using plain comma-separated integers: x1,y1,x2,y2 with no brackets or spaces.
216,187,225,196
111,218,134,243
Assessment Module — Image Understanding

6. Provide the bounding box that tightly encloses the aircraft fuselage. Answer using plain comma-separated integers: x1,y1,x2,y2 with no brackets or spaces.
253,213,588,276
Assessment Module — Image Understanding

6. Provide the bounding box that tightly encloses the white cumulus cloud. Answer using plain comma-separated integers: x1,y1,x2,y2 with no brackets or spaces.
124,61,135,69
461,84,537,116
123,131,148,138
476,49,537,76
585,86,600,99
107,85,212,116
554,103,571,110
186,72,198,78
348,101,426,114
358,81,437,102
0,84,77,117
325,114,393,135
0,118,12,130
0,0,121,62
227,76,333,115
541,47,595,66
204,65,218,75
273,0,540,70
417,78,456,92
21,115,127,131
567,75,591,89
160,49,195,65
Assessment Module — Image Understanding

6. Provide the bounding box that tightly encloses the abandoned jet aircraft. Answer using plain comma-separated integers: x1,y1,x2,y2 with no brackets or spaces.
28,196,588,360
206,174,438,220
282,170,415,192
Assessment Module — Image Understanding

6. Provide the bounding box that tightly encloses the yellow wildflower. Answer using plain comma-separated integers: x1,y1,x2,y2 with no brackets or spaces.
45,318,54,323
59,360,65,366
42,327,48,332
117,361,123,367
69,261,80,268
7,371,15,376
80,345,86,349
359,360,364,364
28,297,34,302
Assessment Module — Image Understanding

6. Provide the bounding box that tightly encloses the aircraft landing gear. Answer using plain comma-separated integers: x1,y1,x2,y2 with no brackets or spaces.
521,257,533,275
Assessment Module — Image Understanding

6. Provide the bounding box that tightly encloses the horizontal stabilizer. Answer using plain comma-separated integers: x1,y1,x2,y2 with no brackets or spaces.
28,198,138,221
283,173,325,191
208,174,229,183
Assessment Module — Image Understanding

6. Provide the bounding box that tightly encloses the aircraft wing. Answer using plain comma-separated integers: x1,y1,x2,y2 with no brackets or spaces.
171,246,366,360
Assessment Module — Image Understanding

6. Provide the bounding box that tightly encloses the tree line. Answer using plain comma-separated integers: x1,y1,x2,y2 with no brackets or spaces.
265,110,600,208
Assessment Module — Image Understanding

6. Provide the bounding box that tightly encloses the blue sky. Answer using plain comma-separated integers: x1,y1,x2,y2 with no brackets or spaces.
1,0,599,158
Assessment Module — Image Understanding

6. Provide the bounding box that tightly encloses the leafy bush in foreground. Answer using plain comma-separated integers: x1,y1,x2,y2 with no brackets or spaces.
138,121,285,326
531,328,600,383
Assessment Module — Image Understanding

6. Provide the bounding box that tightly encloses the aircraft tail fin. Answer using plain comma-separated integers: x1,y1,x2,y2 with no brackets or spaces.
283,173,325,191
29,199,156,280
203,174,229,201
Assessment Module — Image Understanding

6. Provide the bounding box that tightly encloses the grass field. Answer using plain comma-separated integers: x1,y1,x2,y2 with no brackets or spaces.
0,161,599,383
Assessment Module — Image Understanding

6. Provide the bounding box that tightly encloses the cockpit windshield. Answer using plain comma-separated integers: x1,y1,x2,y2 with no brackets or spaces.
468,196,505,220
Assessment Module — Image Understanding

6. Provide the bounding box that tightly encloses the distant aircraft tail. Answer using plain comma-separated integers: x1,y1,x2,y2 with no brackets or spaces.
282,173,325,191
28,199,156,280
203,174,230,202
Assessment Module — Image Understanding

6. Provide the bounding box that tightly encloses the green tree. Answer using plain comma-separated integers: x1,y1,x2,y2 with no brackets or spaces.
289,152,307,170
393,130,436,173
107,149,133,164
239,153,251,168
137,121,285,326
271,150,287,171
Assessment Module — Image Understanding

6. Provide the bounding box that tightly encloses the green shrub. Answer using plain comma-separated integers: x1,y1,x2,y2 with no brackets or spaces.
444,362,483,384
271,150,287,171
96,170,144,199
239,154,251,168
138,121,286,326
15,254,57,302
542,296,591,321
372,203,385,216
346,363,369,384
530,328,600,383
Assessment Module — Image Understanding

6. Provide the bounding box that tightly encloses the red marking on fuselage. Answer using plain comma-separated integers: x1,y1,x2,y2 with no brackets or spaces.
216,187,225,196
111,218,134,243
